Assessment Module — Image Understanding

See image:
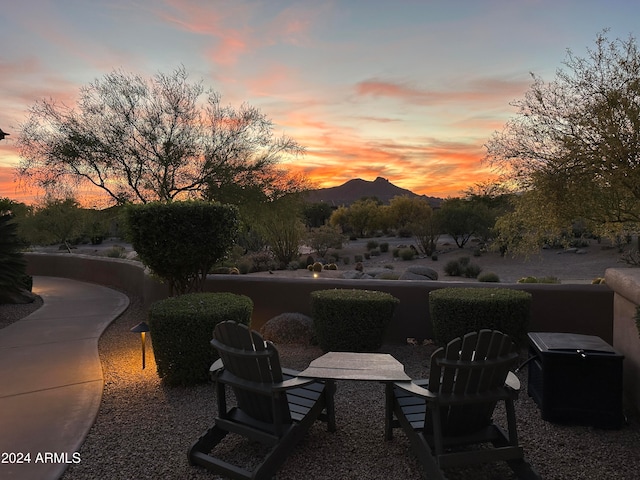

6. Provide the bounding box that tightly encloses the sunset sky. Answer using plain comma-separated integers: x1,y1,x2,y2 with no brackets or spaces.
1,0,639,205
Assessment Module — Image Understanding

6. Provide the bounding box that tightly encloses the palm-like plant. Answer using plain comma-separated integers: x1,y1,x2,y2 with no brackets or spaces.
0,214,28,303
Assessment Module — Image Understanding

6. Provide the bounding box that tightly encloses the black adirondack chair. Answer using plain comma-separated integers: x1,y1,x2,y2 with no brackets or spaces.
188,321,334,479
386,329,539,479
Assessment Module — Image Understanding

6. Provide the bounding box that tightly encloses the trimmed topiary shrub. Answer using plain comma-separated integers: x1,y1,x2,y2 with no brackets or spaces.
148,292,253,386
125,201,238,294
311,289,400,352
429,287,532,346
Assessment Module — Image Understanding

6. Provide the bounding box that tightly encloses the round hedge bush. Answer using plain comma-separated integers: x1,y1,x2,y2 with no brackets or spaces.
149,292,253,386
310,289,400,352
429,287,531,346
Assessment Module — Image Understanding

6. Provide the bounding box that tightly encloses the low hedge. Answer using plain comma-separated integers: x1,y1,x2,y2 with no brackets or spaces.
310,288,400,352
148,292,253,386
429,287,532,346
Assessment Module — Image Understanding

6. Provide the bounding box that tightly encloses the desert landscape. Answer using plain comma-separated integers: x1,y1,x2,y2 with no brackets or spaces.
250,235,633,284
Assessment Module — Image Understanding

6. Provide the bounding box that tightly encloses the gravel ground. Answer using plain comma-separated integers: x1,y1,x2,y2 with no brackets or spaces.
3,295,640,479
44,297,639,480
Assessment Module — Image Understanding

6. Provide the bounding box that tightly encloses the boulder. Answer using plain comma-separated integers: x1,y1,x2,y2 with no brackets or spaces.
260,312,315,345
403,265,439,280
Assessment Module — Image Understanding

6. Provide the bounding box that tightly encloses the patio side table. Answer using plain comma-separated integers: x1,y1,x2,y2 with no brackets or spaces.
298,352,411,435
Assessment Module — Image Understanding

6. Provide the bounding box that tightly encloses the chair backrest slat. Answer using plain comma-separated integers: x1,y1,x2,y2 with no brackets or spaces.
213,321,291,425
428,329,518,435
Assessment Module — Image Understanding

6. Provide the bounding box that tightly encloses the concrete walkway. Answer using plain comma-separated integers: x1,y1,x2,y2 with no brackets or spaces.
0,277,129,480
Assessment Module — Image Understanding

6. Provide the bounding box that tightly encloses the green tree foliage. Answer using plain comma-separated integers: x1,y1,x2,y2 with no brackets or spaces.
302,201,334,228
0,212,28,303
438,198,493,248
125,201,238,294
17,66,304,205
253,195,306,267
328,198,384,237
387,196,441,254
307,224,345,258
485,31,640,250
18,198,84,251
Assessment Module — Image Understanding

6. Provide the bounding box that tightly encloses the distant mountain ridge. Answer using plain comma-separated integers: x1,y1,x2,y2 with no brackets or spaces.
304,177,442,208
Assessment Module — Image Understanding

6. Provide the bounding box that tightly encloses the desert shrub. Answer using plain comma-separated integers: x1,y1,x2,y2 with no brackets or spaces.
399,248,415,260
125,201,238,294
328,263,338,270
237,260,252,274
248,251,277,272
444,259,463,276
392,248,400,258
354,254,364,263
343,256,351,265
463,263,482,278
148,292,253,386
103,245,126,258
366,240,379,250
478,272,500,282
312,261,323,272
429,287,532,346
379,242,389,253
311,289,400,352
517,276,560,284
370,248,381,256
431,254,438,261
260,312,315,345
364,252,371,259
375,271,400,280
444,257,482,278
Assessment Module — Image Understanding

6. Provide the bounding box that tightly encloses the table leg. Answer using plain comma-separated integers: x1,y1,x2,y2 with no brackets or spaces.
384,382,394,440
326,379,337,432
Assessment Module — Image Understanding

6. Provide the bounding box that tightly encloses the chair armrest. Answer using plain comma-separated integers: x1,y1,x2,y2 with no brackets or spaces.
210,358,224,374
273,377,318,391
393,381,438,400
505,371,520,392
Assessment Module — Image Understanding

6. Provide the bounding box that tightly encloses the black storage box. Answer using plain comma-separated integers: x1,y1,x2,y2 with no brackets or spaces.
527,332,624,428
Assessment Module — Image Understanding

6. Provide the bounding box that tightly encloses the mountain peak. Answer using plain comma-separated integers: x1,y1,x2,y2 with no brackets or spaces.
304,177,442,208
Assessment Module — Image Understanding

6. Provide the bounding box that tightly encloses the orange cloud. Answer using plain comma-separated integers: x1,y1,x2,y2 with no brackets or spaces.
355,77,530,106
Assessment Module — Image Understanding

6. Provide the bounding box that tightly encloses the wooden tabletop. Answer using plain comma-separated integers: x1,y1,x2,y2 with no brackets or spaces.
298,352,411,382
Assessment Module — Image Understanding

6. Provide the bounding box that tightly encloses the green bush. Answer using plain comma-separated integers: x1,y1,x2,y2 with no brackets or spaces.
0,213,28,303
399,248,415,260
366,240,379,250
125,201,238,294
463,262,482,278
444,257,482,278
311,289,400,352
429,287,532,346
478,272,500,282
379,242,389,253
370,248,381,256
148,292,253,386
443,259,463,276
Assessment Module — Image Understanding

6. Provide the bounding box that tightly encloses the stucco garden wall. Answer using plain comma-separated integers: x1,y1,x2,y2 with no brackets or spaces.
26,252,614,343
604,268,640,413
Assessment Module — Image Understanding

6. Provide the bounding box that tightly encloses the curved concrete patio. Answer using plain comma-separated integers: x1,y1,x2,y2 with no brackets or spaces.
0,276,129,480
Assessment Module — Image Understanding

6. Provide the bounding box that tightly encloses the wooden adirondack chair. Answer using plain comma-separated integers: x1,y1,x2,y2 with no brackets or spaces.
188,321,335,480
386,329,539,479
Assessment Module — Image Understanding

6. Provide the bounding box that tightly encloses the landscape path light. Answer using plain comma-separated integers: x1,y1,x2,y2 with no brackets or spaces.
130,321,150,369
